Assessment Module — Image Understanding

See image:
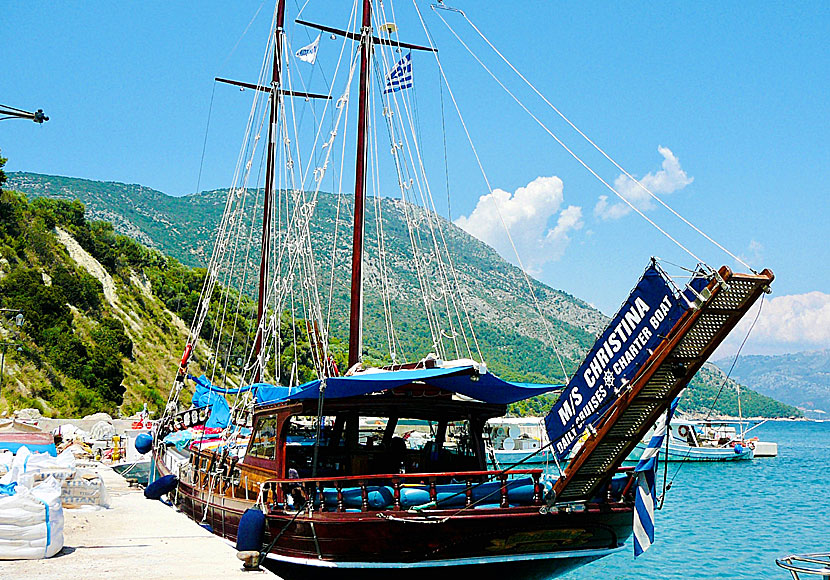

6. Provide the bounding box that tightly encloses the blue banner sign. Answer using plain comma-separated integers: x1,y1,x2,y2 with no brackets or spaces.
545,263,704,460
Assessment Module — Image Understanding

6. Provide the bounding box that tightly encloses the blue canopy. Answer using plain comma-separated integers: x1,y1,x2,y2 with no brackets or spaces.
191,374,231,429
254,365,563,406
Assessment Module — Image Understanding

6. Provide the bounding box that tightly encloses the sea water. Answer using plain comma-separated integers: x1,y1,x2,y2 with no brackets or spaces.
556,420,830,580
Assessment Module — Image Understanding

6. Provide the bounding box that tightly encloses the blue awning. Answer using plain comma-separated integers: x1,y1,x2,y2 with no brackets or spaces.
254,365,563,406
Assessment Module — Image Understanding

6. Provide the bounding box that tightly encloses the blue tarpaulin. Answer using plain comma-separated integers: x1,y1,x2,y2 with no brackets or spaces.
191,374,231,429
254,366,563,405
187,367,563,413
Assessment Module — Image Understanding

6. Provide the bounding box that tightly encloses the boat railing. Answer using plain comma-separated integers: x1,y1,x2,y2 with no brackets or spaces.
259,468,546,512
776,553,830,579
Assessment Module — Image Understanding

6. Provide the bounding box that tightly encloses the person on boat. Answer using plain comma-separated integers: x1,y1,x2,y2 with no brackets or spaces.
282,463,307,508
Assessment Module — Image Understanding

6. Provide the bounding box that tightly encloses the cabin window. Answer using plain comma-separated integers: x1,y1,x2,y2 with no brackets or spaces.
249,416,279,460
284,415,333,476
282,413,482,477
287,415,321,445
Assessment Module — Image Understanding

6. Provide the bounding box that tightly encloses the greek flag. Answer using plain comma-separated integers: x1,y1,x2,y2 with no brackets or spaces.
384,52,413,94
633,397,679,557
295,34,320,64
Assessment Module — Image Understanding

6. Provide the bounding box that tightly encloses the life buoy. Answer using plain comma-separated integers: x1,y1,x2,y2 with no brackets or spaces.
677,425,691,438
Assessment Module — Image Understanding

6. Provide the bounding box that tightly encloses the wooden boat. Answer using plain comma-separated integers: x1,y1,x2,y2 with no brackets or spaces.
167,372,634,578
150,1,774,577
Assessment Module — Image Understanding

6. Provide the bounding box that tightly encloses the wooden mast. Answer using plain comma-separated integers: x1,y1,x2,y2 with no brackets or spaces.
255,0,287,382
292,5,431,371
348,0,372,368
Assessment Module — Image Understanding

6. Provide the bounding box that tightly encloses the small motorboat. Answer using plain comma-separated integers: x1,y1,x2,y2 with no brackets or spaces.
627,420,755,462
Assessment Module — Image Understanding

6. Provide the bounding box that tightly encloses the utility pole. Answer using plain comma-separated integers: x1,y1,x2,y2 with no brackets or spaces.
0,310,24,394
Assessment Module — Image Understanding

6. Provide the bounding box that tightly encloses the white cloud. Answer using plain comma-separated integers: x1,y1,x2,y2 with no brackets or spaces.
454,176,583,273
594,146,693,220
717,291,830,356
739,239,764,267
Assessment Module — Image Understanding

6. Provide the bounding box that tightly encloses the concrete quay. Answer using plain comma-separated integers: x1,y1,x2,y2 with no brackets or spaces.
1,465,276,579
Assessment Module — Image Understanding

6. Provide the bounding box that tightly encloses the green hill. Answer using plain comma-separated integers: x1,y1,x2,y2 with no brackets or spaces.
6,172,606,381
1,169,802,418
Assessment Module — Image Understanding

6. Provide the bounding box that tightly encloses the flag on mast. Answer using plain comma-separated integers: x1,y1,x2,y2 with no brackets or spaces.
633,397,679,557
295,34,320,64
384,52,413,93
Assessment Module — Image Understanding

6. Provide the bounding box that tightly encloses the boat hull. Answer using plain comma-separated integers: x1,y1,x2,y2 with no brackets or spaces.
164,460,632,579
625,441,754,462
263,546,623,580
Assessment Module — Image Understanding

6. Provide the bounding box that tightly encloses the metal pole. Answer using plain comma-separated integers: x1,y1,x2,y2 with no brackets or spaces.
0,343,6,392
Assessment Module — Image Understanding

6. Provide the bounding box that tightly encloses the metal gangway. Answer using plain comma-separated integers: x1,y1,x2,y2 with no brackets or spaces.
554,265,774,502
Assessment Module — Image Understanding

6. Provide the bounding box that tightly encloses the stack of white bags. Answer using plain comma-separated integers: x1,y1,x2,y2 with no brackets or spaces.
0,470,64,559
0,445,113,560
1,447,111,509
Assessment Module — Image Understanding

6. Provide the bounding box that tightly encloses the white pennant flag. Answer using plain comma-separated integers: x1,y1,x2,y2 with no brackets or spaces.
295,34,321,64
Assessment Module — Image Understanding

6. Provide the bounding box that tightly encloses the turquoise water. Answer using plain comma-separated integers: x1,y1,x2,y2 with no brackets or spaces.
558,420,830,579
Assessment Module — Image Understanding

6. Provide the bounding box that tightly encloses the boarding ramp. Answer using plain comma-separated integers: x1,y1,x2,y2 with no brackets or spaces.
553,266,774,502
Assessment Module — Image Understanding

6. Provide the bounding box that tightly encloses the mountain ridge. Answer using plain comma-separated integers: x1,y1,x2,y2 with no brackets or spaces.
4,171,801,418
714,349,830,418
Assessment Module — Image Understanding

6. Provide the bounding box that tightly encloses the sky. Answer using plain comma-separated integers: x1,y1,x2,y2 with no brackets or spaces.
2,1,828,357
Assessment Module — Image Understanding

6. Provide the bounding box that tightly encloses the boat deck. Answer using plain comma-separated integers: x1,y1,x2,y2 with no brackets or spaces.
2,464,275,579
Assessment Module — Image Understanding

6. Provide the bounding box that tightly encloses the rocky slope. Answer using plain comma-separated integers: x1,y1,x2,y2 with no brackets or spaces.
4,172,801,418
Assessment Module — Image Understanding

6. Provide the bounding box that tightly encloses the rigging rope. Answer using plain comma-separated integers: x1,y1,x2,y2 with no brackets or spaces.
454,10,756,274
374,3,484,363
193,83,217,198
663,294,766,498
415,1,569,381
432,6,707,272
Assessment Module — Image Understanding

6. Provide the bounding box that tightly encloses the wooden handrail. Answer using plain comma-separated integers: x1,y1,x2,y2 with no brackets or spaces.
260,467,544,487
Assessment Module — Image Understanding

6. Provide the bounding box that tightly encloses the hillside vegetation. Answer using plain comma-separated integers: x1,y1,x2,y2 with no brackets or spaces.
7,173,605,382
1,168,802,418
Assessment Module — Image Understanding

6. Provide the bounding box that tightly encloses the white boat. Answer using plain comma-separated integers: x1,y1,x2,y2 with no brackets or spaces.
626,419,778,462
486,417,556,468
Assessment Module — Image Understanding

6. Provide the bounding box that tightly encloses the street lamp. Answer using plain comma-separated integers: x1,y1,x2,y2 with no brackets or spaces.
0,310,25,394
0,104,49,123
